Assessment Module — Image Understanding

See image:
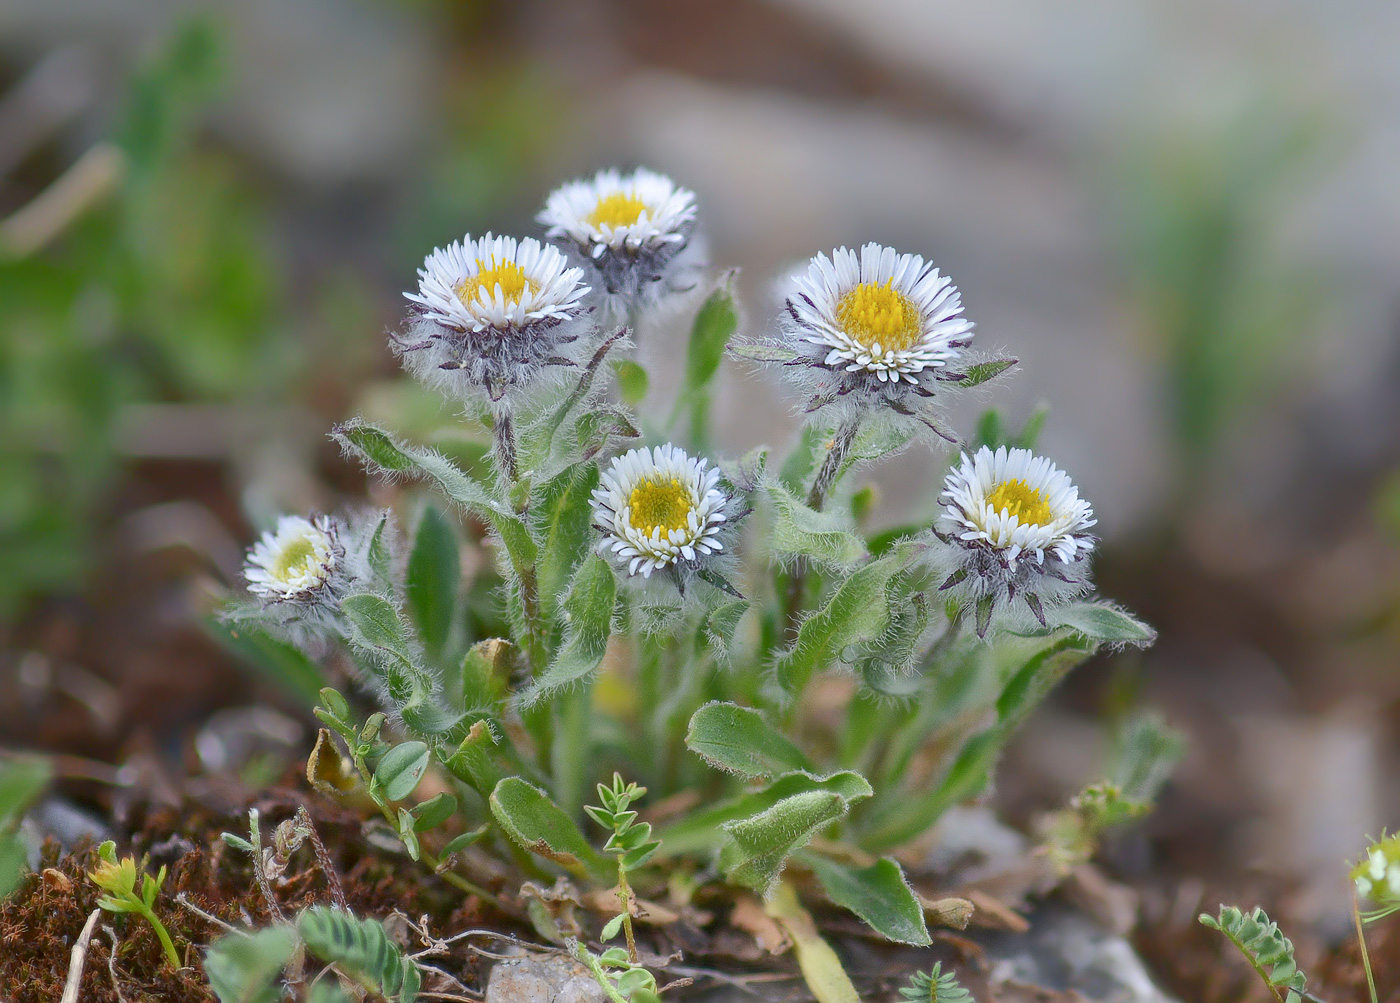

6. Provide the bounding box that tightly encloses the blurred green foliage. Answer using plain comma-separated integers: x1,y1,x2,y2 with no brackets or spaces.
1113,100,1327,495
0,19,296,616
398,64,565,254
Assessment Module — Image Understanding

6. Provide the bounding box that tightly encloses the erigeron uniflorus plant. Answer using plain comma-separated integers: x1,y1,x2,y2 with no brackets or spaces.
224,166,1157,1000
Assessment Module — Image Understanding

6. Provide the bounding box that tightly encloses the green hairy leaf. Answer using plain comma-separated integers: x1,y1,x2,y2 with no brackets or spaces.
899,963,976,1003
406,506,460,654
333,420,503,516
657,770,873,858
704,598,752,662
533,463,602,623
953,358,1016,388
801,854,930,945
765,482,867,570
719,776,873,895
519,555,616,707
1199,905,1307,1003
490,777,607,879
730,343,800,365
204,927,299,1003
339,593,436,715
773,546,919,699
1048,600,1156,646
298,906,422,1002
686,701,813,779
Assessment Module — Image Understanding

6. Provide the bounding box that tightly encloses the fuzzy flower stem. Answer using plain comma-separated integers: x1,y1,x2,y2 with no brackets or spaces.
806,413,864,512
493,410,521,485
1354,890,1379,1003
780,415,866,640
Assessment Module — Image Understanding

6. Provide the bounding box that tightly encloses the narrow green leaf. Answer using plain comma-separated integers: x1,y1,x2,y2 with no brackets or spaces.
440,825,489,856
374,742,431,802
613,359,649,407
766,482,867,570
0,756,51,831
766,883,861,1003
686,701,812,779
365,509,396,594
214,621,327,707
489,778,607,878
406,506,459,654
954,358,1016,388
0,833,29,899
1049,601,1156,646
687,274,740,389
533,463,601,623
975,409,1007,449
333,420,501,515
519,555,616,707
801,854,930,945
408,792,458,832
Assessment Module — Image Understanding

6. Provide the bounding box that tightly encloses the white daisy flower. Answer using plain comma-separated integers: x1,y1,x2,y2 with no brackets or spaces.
933,446,1096,634
591,444,728,578
541,167,696,259
939,446,1095,567
786,242,973,388
397,233,592,402
244,514,340,602
406,233,587,334
539,167,700,299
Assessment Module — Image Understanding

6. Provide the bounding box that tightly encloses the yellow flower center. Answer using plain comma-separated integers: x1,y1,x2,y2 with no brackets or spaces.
273,538,319,582
456,258,534,307
986,479,1052,526
835,279,923,352
628,476,694,536
588,192,650,229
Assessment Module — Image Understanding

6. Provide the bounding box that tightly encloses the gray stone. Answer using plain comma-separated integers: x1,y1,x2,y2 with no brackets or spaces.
485,954,607,1003
981,903,1178,1003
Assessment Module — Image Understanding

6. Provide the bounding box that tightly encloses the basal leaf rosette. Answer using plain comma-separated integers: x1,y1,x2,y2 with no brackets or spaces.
778,242,975,414
397,232,591,402
590,443,734,589
244,514,342,605
539,167,701,304
932,445,1097,636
